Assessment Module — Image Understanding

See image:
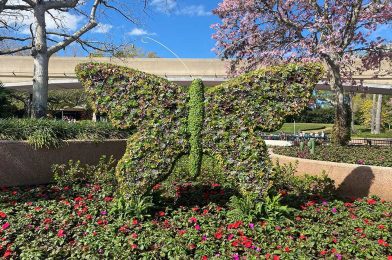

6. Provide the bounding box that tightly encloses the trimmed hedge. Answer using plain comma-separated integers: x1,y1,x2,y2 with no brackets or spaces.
0,119,130,149
76,62,323,198
273,145,392,167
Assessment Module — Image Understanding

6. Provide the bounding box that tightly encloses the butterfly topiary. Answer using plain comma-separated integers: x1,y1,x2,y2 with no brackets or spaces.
75,62,323,199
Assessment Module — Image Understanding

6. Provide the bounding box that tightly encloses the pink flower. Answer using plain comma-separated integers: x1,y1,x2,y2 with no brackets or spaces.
2,222,10,230
57,229,65,237
195,225,200,231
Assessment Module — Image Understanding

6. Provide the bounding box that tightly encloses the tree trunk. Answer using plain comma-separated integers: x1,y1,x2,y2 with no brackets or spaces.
325,58,351,145
350,93,355,132
31,6,49,118
371,94,377,133
375,94,382,134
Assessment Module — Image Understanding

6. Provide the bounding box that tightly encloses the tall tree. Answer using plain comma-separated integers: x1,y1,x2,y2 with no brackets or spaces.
212,0,392,145
375,94,383,134
0,0,147,118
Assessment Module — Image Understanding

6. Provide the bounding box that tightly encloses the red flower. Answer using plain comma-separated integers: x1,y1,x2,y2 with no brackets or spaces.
43,218,52,224
202,256,208,260
320,250,328,256
284,247,290,252
214,231,223,239
387,256,392,260
104,197,113,202
378,225,385,229
189,217,197,223
152,183,161,190
158,211,165,217
367,199,377,205
132,218,138,225
131,233,138,239
57,229,65,237
231,240,240,247
97,219,108,225
0,211,6,218
3,249,12,258
178,230,187,236
131,244,137,249
378,239,389,247
228,221,242,229
273,256,280,260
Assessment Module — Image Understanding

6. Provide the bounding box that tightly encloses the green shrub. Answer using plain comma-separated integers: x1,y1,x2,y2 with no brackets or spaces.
76,62,323,199
269,161,336,206
227,194,291,223
274,145,392,167
53,155,117,186
0,118,130,149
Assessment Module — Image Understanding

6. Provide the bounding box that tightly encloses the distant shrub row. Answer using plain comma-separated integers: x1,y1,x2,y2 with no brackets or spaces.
273,145,392,167
0,119,131,149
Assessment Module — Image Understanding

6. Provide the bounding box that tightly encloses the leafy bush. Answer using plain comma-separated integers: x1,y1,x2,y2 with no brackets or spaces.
0,118,130,149
53,156,117,186
274,145,392,167
76,62,323,199
227,194,291,223
269,161,336,207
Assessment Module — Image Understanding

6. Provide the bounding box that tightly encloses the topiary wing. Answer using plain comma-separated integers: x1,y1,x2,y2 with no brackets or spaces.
202,63,324,196
76,62,190,197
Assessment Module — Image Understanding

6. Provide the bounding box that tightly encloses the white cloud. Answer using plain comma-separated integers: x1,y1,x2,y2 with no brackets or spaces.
150,0,177,13
175,5,211,16
150,0,211,16
128,28,156,36
3,8,84,35
93,23,113,34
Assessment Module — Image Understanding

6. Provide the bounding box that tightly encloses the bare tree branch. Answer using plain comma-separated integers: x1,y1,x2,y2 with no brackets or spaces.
47,0,100,56
43,0,78,10
0,45,31,55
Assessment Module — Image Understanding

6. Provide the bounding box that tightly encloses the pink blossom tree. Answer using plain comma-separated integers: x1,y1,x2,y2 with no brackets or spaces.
212,0,392,145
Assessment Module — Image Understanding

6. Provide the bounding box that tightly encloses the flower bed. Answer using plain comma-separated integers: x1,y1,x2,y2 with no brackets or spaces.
273,146,392,167
1,161,391,259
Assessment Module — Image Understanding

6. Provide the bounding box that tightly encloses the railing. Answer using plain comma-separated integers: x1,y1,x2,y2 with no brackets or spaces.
261,133,392,147
350,138,392,146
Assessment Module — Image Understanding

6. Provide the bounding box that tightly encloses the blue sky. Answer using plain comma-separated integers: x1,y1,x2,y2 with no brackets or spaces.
80,0,222,58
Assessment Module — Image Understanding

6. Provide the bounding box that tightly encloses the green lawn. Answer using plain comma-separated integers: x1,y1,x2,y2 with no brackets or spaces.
274,123,332,134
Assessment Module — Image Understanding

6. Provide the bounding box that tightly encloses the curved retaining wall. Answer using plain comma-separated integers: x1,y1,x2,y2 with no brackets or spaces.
270,152,392,201
0,140,127,187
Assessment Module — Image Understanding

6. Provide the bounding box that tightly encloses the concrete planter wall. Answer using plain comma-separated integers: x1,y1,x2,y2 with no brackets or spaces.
270,152,392,201
0,140,127,187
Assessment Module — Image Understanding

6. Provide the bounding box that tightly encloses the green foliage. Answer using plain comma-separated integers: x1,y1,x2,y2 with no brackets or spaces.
269,161,336,205
274,145,392,167
227,194,290,223
76,62,323,199
109,195,153,220
27,128,61,149
0,118,130,149
0,84,22,118
188,79,205,179
53,156,117,186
